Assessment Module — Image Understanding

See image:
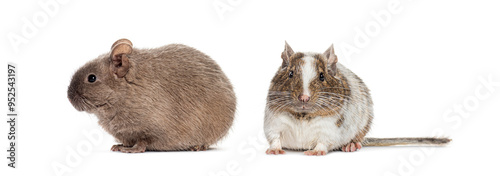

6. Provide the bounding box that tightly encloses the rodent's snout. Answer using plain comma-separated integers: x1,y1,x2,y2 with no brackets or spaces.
299,94,310,103
67,86,76,101
67,86,85,112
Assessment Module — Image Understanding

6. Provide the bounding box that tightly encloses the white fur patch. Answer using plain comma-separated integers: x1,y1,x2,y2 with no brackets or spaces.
276,112,345,150
301,55,316,96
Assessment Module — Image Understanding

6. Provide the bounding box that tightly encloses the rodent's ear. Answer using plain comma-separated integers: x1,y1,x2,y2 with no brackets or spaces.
281,41,294,68
110,39,133,78
324,44,338,76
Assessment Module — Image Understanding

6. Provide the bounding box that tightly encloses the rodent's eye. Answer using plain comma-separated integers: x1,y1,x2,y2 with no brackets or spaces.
319,72,325,81
87,74,97,83
288,71,294,78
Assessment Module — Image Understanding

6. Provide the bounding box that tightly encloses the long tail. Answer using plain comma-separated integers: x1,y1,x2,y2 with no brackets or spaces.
362,137,451,146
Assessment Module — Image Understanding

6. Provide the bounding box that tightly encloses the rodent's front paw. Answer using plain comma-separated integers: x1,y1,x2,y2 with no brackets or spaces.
111,144,124,152
265,148,286,155
304,150,327,156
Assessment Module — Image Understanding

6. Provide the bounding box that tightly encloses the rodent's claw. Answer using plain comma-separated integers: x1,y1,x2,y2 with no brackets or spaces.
265,148,286,155
304,150,327,156
341,142,362,152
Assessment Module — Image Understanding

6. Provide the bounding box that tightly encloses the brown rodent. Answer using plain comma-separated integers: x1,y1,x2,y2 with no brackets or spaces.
264,42,450,156
67,39,236,153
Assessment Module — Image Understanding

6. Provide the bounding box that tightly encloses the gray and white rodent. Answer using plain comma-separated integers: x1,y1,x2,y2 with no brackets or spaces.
264,42,450,156
67,39,236,153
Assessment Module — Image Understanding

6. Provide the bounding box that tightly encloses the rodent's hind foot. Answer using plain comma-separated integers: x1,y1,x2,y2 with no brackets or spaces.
265,148,286,155
120,146,146,153
341,142,362,152
188,145,209,151
111,144,124,152
304,150,327,156
111,142,147,153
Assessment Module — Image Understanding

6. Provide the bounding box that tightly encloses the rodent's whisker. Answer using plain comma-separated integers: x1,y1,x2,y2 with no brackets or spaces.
268,92,292,97
268,90,292,93
313,101,331,112
267,98,291,106
268,98,286,107
267,95,291,99
318,87,351,91
271,101,291,113
315,98,348,111
316,97,350,105
317,92,352,99
315,98,341,108
316,96,348,101
317,91,351,97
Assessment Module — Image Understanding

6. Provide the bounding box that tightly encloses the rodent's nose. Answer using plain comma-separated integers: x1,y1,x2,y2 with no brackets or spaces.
299,95,310,103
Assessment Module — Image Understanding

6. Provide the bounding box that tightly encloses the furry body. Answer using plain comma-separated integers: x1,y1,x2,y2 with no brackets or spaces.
265,63,372,152
264,42,450,156
68,39,236,152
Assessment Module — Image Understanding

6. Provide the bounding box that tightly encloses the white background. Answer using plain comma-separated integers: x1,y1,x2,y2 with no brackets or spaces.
1,0,500,176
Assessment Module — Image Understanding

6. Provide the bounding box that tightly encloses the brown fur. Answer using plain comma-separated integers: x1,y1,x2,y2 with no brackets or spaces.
350,74,373,143
67,39,236,152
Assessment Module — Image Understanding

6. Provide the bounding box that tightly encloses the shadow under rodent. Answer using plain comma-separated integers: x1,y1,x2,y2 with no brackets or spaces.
67,39,236,153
